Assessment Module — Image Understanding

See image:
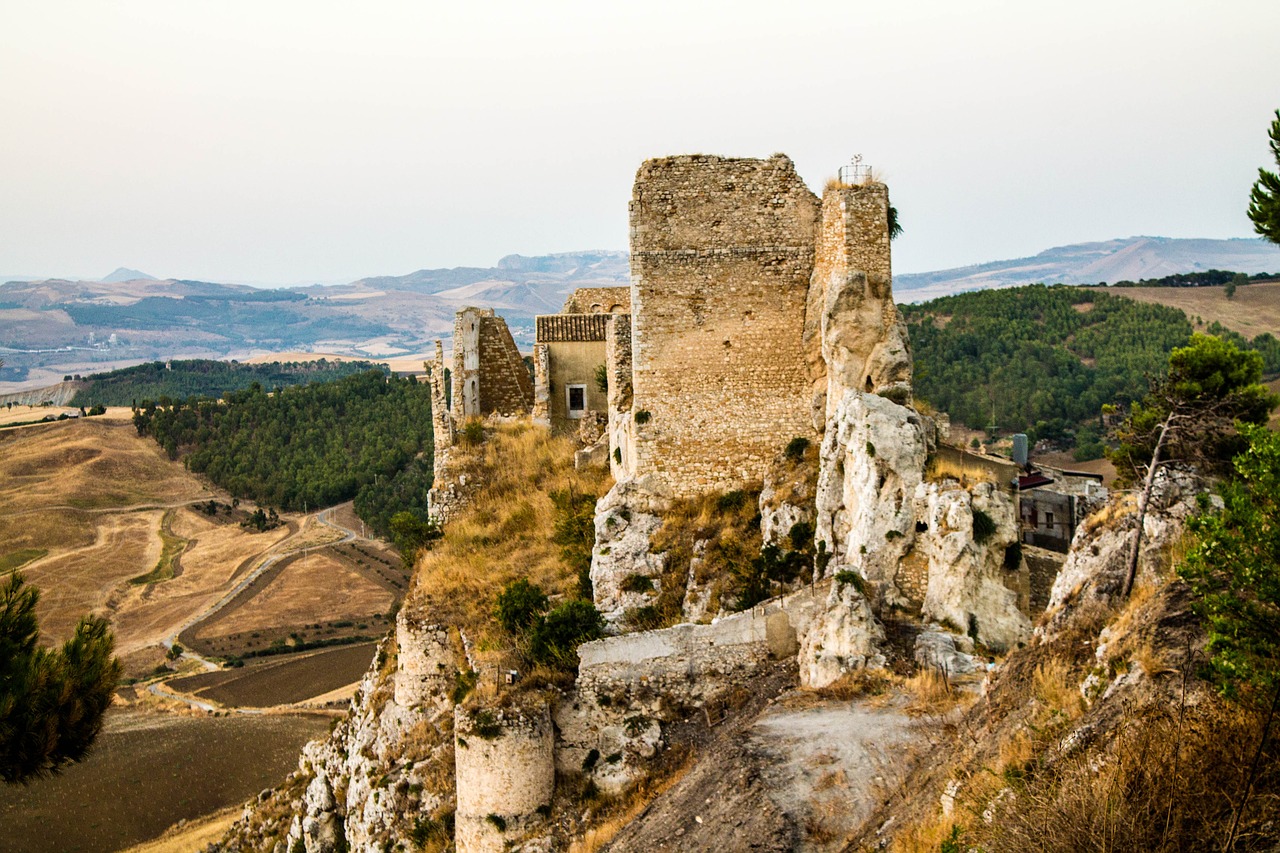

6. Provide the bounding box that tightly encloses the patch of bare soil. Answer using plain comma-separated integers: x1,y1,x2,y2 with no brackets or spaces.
0,710,328,853
750,697,923,849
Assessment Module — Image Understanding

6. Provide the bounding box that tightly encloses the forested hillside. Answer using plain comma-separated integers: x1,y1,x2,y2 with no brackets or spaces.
70,358,382,408
903,284,1280,455
131,370,432,537
903,285,1188,452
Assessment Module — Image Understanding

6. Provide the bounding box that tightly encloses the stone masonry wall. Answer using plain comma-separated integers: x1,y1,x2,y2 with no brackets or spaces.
805,182,912,425
454,703,554,853
628,154,820,497
477,315,533,415
562,286,631,314
605,313,635,481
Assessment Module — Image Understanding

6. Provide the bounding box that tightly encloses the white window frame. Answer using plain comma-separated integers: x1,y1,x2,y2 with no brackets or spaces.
566,383,587,419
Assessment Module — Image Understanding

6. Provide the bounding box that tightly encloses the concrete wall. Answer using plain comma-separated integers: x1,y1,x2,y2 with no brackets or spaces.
577,585,823,706
628,154,819,497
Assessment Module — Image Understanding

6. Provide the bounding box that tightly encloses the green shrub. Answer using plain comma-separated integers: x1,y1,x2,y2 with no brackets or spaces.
462,419,484,446
620,573,655,593
495,578,548,635
715,490,749,514
634,409,651,425
528,601,605,669
473,710,502,740
594,364,608,394
784,436,810,462
972,509,998,544
835,570,865,594
866,441,876,458
624,605,663,630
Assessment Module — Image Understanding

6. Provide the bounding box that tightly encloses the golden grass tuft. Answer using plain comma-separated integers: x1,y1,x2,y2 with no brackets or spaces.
1031,658,1084,722
407,423,610,672
905,668,967,716
566,746,695,853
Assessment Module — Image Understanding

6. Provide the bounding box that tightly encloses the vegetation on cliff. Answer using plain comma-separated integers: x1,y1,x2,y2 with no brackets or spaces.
131,370,433,536
406,421,610,684
69,357,381,408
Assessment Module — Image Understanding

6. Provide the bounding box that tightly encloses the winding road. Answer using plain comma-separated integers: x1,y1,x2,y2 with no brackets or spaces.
149,506,366,712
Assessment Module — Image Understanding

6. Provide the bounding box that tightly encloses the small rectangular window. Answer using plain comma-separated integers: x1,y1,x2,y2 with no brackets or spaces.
567,384,586,418
1044,511,1054,529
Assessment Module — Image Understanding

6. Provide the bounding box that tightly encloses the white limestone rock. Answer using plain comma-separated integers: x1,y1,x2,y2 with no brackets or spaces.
915,481,1030,652
1044,468,1208,631
798,579,886,688
590,480,669,624
814,390,929,587
914,627,980,676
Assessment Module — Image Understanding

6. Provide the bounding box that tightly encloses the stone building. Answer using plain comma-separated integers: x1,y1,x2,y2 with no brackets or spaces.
531,287,630,432
427,306,533,522
532,315,610,432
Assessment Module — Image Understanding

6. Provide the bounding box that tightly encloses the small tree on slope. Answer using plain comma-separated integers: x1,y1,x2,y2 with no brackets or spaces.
1109,334,1277,597
1248,109,1280,245
0,572,121,784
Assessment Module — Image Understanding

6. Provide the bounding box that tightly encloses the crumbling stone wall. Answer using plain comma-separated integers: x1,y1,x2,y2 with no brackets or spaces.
605,314,635,480
562,286,631,314
393,614,456,711
628,154,820,497
454,703,554,853
450,307,532,420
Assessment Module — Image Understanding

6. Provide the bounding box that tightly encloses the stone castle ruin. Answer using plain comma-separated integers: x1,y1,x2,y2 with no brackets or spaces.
335,151,1096,853
426,307,531,522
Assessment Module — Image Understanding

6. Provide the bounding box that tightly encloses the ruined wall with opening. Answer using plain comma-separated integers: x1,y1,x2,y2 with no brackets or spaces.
627,154,819,497
562,286,631,315
450,307,533,420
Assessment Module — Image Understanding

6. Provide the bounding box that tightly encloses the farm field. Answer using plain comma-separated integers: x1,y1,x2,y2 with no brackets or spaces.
0,710,329,853
169,642,380,707
1108,280,1280,339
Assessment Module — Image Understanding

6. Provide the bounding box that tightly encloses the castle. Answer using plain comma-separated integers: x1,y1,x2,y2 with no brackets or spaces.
432,153,911,502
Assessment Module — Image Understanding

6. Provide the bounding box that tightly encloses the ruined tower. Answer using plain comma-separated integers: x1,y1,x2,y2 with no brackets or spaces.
624,154,821,497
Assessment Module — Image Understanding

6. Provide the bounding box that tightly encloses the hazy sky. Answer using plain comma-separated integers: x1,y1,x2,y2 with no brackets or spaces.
2,1,1278,284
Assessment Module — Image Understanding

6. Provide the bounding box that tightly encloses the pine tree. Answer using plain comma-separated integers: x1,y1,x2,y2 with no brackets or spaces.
1248,109,1280,245
1,573,122,783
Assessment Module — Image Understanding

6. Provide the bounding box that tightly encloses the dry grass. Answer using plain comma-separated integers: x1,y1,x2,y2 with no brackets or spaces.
1110,281,1280,340
648,487,763,622
814,668,896,701
905,668,968,716
1031,658,1085,722
889,814,961,853
408,422,609,672
565,746,695,853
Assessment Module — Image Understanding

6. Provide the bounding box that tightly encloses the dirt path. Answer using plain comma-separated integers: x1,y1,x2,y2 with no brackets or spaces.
749,696,924,849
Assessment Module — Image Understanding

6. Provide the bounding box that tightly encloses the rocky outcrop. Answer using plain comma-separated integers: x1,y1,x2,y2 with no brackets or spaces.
797,579,886,688
590,480,669,624
814,390,930,587
1044,467,1209,631
915,481,1030,652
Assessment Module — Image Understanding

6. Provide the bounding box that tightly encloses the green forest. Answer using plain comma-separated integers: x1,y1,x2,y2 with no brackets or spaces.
901,285,1262,456
70,358,382,408
131,370,433,537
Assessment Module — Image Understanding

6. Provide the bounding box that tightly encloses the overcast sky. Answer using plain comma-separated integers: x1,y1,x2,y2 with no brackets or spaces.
2,1,1278,285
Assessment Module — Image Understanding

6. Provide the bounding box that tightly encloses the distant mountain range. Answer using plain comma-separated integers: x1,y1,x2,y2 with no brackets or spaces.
894,236,1280,302
3,239,1278,389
